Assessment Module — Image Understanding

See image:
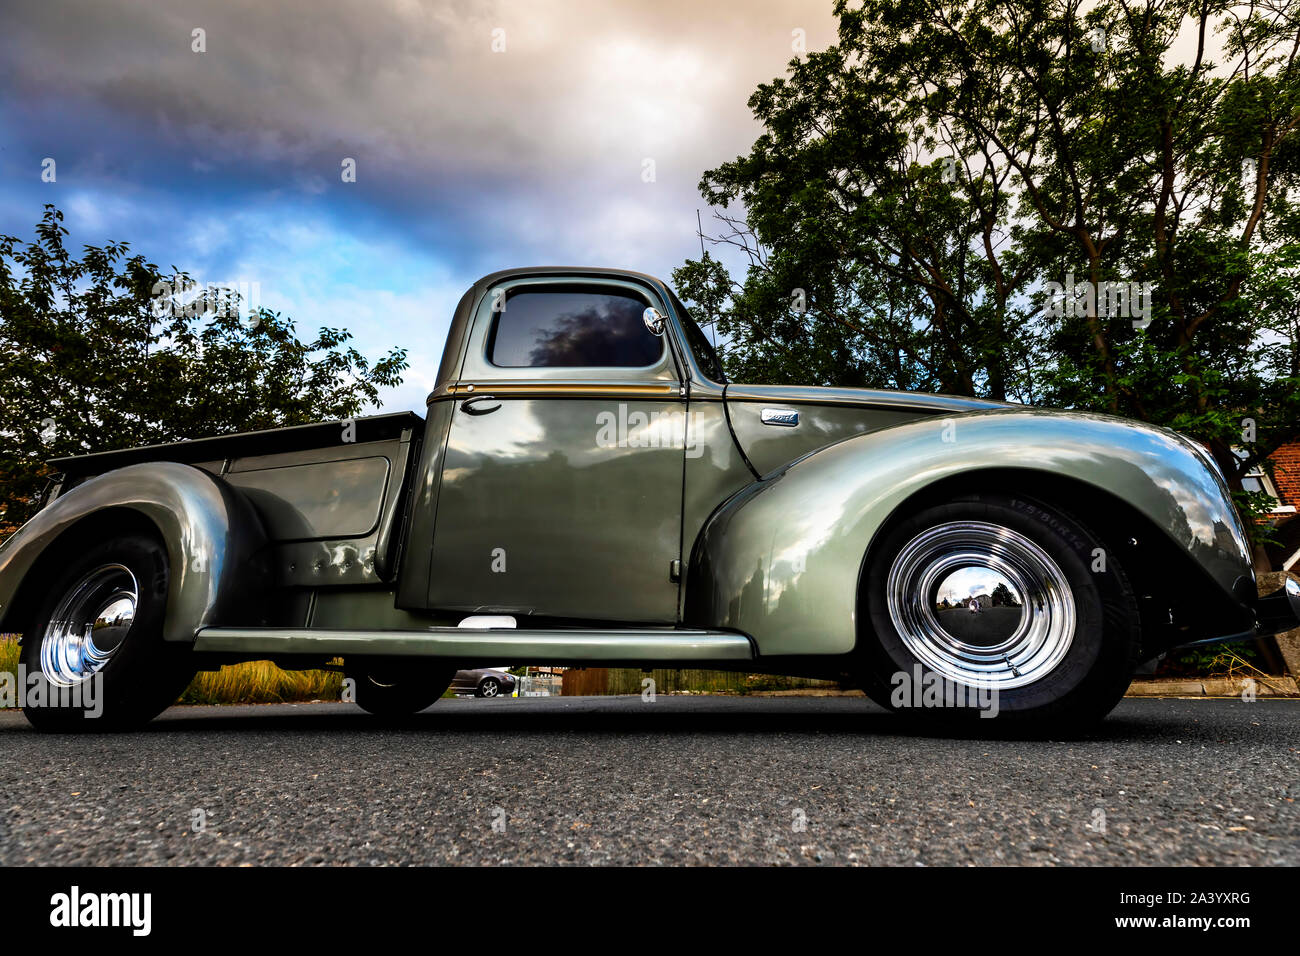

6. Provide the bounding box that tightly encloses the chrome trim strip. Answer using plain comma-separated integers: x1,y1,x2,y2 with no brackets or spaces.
447,382,679,398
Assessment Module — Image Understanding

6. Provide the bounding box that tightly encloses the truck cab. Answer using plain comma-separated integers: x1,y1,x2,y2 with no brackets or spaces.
408,268,718,625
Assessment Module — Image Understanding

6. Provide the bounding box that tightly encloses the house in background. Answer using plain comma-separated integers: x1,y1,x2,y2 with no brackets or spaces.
1258,442,1300,572
1248,442,1300,679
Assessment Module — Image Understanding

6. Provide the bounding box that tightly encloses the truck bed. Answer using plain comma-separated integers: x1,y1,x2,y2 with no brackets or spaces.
48,413,423,479
48,412,426,592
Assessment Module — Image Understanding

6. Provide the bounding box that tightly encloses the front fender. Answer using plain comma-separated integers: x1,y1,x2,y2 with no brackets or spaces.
686,408,1253,657
0,462,267,642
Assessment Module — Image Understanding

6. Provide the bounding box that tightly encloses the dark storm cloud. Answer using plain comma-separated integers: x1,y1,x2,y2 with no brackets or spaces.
0,0,835,412
2,0,836,268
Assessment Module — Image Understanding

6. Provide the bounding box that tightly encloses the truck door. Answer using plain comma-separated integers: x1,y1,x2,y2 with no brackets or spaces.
427,278,686,624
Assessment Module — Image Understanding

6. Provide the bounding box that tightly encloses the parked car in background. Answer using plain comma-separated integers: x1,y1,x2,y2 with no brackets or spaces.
450,668,516,698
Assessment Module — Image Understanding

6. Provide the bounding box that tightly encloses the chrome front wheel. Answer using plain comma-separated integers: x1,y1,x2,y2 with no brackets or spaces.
885,520,1076,689
862,494,1142,727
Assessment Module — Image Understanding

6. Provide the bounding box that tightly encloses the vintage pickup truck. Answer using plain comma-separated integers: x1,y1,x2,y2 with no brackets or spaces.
3,266,1298,730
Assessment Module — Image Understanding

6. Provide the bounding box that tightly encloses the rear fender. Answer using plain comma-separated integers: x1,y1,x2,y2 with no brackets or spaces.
0,462,267,642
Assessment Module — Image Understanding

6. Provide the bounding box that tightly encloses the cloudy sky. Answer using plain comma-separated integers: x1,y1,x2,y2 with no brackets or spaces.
1,0,838,412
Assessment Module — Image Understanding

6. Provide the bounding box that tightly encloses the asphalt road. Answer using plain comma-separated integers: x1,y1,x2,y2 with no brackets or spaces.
0,696,1295,866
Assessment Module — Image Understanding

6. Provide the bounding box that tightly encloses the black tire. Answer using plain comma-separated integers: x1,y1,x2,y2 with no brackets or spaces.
476,676,503,698
347,660,455,717
857,492,1140,730
20,530,194,732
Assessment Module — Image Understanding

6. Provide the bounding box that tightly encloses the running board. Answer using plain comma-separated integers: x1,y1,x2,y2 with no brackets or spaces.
193,626,755,663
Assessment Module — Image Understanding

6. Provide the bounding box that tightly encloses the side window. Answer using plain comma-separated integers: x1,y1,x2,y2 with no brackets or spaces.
488,288,664,368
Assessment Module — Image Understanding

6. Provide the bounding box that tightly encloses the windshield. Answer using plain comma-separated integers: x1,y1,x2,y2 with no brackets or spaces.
669,292,726,383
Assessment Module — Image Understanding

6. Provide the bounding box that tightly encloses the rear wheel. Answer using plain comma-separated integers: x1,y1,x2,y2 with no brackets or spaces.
346,660,455,717
858,493,1140,729
20,530,194,732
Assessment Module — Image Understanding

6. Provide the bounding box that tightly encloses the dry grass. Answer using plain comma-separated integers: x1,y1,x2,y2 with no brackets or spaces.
179,661,343,705
0,635,341,707
1204,648,1295,696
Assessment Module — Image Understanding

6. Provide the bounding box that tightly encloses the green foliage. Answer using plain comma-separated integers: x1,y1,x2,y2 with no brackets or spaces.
0,205,408,528
677,0,1300,533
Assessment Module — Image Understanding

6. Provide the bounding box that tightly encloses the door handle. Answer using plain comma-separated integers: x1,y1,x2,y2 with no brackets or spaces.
461,394,501,415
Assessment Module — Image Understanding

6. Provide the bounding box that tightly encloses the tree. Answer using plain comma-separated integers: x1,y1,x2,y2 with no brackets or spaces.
990,582,1017,607
675,0,1300,536
0,205,408,529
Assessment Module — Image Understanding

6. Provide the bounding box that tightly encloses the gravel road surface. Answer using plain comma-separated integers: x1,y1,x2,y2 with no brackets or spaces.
0,696,1294,865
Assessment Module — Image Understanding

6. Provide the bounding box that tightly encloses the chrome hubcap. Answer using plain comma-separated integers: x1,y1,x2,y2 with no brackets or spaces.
40,564,138,686
481,681,499,697
886,521,1075,689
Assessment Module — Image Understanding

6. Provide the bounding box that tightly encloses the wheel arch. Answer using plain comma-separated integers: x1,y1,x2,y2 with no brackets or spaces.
0,462,269,643
684,409,1255,657
0,506,161,641
856,468,1233,659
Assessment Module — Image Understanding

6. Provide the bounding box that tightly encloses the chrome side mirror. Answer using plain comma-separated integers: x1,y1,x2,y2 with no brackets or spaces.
642,307,666,336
